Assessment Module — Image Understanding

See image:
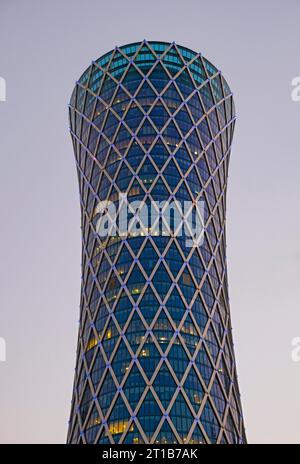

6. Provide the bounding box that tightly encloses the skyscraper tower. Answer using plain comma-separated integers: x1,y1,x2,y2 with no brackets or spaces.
67,41,246,444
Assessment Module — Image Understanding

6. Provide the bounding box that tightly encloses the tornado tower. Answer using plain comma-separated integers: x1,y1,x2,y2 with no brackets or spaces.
67,41,246,444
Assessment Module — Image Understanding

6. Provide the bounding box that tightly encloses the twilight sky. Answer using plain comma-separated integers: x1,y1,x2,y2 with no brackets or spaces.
0,0,300,444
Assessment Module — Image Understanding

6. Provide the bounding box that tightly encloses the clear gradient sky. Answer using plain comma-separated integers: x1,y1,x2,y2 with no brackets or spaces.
0,0,299,444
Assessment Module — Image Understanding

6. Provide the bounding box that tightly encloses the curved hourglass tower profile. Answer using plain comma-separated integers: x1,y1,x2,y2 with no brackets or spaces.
67,41,246,444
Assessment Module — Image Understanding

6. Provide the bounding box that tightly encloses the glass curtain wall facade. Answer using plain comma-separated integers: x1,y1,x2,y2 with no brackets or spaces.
67,41,246,444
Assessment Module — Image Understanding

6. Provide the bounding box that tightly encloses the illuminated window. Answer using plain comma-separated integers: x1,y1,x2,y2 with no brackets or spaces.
87,337,97,351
